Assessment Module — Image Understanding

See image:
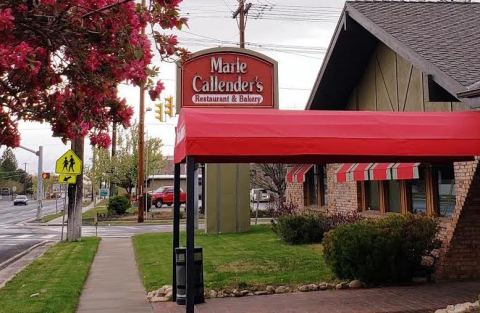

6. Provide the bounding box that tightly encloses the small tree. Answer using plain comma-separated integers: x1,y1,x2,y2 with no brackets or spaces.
251,164,287,202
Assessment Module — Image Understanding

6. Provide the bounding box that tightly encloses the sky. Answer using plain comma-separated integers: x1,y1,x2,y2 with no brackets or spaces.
6,0,346,174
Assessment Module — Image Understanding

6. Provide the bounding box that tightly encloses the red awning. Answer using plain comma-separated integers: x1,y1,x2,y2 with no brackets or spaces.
392,163,421,180
286,165,302,183
347,163,373,181
369,163,395,180
174,108,480,164
336,163,354,183
295,164,314,183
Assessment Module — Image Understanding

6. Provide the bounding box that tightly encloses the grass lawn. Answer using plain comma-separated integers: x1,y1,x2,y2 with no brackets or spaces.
40,211,64,223
133,225,334,292
0,237,100,313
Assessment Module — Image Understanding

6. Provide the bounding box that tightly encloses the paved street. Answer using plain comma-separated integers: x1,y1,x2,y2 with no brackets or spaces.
0,198,64,224
0,198,64,265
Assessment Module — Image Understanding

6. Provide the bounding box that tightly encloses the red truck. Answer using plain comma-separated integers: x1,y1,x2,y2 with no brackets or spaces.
151,186,186,208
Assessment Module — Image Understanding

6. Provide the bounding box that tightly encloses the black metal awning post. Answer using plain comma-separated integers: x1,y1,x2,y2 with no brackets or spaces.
186,157,196,313
172,163,181,301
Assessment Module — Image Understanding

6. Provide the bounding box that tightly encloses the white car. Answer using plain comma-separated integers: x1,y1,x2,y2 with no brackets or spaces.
13,195,28,206
250,188,271,202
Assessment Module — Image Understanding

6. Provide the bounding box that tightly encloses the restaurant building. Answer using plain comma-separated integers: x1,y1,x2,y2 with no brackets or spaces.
285,1,480,280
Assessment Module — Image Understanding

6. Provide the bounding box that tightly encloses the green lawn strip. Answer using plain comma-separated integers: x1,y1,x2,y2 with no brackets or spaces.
0,237,100,313
133,225,334,292
40,211,64,223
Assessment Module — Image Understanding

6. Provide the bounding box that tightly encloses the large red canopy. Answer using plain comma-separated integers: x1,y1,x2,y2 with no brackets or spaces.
174,108,480,164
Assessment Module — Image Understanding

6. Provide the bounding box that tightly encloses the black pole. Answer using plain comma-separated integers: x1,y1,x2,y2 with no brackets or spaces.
186,157,196,313
172,163,181,302
201,164,205,216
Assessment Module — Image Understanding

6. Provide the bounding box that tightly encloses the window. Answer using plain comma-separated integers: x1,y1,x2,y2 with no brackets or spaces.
387,180,401,213
366,181,380,211
436,164,455,217
409,176,427,214
303,165,326,207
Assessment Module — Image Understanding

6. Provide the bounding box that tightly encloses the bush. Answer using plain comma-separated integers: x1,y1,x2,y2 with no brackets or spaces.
107,195,130,215
324,211,364,232
265,201,298,218
273,214,326,244
323,214,439,284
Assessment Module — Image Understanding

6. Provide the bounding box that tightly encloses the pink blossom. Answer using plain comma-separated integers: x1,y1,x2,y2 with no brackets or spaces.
0,8,14,32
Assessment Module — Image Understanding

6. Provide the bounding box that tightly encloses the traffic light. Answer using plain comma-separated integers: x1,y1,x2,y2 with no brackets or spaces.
42,172,50,180
155,102,164,122
164,96,174,118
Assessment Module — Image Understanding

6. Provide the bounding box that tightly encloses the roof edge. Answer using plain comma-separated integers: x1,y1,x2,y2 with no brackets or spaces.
307,1,471,110
305,7,348,110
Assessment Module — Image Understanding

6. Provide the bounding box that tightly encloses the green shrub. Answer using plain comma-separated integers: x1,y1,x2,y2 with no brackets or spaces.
107,195,130,215
274,214,326,244
323,214,439,284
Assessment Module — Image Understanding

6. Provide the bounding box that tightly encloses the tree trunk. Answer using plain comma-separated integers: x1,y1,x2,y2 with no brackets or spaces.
110,122,117,196
67,137,84,241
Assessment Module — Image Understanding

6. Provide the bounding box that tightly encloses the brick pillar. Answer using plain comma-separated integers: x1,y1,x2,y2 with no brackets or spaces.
285,182,304,211
435,159,480,280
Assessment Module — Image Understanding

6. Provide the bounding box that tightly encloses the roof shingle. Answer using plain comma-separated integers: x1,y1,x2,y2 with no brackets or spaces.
347,1,480,87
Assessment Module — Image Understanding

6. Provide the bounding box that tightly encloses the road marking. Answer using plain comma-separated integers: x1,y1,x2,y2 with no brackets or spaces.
40,235,56,239
17,235,33,238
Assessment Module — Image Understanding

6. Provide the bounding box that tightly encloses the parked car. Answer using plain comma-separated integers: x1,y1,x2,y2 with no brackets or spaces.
151,186,186,208
13,194,28,206
250,188,271,202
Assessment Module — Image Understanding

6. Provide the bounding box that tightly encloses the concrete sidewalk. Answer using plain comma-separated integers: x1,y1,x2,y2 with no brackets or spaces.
77,238,152,313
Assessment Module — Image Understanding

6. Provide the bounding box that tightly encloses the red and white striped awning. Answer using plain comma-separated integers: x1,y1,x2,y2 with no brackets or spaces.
347,163,374,182
335,163,355,183
286,164,314,183
369,163,395,180
286,165,301,183
295,164,314,183
392,163,420,180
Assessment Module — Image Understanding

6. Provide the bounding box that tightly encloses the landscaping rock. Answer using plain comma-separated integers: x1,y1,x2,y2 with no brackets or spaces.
241,290,250,296
435,301,480,313
30,293,40,298
275,286,290,294
150,296,170,302
318,283,328,291
308,284,318,291
254,291,268,296
217,291,225,298
327,283,336,289
298,285,310,292
164,290,173,301
266,285,276,294
348,280,363,289
335,282,348,290
209,290,218,298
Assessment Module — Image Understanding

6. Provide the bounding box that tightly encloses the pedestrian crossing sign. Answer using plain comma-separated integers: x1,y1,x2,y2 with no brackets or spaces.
55,149,82,175
58,174,77,184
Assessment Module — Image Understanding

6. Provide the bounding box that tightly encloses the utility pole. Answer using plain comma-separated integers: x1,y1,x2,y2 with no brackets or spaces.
23,163,27,194
18,145,43,219
233,0,252,48
137,0,146,223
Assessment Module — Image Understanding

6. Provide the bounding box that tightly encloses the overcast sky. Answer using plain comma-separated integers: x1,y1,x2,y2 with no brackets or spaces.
6,0,346,174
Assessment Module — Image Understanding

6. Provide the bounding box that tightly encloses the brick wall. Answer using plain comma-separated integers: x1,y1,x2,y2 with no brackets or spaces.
435,159,480,280
285,182,304,210
325,164,358,213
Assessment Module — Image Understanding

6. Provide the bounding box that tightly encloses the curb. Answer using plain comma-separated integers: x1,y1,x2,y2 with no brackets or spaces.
0,241,49,271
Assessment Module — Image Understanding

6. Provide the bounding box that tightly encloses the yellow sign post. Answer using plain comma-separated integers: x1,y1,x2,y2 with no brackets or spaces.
55,150,82,184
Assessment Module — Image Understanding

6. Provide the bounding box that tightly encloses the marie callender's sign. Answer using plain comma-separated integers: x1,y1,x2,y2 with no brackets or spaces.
177,48,278,108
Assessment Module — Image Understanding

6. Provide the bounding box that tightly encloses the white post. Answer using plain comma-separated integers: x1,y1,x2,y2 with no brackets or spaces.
194,167,199,230
36,146,43,220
